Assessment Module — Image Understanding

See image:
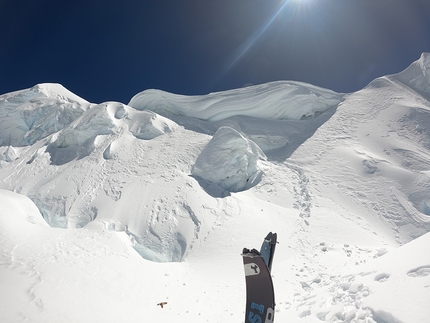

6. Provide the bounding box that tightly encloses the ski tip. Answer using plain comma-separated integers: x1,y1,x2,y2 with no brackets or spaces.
271,232,277,244
264,232,273,240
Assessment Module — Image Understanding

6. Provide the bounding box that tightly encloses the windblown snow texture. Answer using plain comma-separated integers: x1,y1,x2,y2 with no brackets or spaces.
128,81,342,121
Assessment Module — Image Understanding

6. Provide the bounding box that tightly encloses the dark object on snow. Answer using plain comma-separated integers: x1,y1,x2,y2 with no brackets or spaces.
157,302,167,308
260,232,277,272
242,232,277,323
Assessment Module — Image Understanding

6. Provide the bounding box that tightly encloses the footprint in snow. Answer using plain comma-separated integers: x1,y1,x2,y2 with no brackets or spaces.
374,272,391,282
407,265,430,277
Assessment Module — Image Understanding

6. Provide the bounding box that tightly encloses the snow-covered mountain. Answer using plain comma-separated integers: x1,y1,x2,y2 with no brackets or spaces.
1,53,430,322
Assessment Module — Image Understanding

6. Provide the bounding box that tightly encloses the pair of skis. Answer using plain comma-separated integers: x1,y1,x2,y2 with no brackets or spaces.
242,232,277,323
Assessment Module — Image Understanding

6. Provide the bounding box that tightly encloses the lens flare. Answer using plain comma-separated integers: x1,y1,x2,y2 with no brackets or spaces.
210,0,317,89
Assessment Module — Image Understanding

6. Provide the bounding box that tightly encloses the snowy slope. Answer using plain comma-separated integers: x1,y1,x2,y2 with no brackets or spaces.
1,53,430,322
287,53,430,243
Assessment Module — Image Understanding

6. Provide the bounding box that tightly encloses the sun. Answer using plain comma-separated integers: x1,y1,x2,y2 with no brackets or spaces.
278,0,315,13
294,0,315,8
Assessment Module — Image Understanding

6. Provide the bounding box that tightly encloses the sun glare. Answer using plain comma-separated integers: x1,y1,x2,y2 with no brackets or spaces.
277,0,316,16
287,0,315,10
293,0,314,9
211,0,318,88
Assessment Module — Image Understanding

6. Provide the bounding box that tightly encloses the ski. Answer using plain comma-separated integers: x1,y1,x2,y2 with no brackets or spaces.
259,232,277,272
242,232,277,323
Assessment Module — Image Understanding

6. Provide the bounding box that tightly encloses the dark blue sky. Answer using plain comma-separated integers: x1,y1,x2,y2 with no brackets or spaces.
1,0,430,103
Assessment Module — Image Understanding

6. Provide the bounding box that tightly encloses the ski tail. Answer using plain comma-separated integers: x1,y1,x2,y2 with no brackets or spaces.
242,232,277,323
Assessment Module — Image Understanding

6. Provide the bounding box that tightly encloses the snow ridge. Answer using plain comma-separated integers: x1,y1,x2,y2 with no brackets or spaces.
392,52,430,99
128,81,343,121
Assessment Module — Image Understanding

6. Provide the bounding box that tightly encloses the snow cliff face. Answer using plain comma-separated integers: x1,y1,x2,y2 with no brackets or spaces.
45,101,179,166
0,83,90,147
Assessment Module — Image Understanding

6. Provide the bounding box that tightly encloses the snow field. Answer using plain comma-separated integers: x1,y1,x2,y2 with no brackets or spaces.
1,54,430,322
